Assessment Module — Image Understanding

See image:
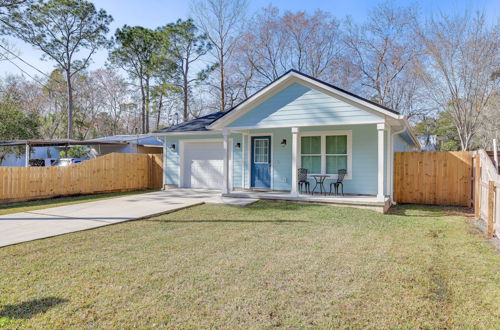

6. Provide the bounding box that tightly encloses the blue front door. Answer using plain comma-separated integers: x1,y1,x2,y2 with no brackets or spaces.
251,136,271,188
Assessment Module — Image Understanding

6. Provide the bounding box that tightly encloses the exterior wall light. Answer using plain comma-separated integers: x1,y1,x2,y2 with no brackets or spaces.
170,143,176,150
281,139,287,147
235,142,241,149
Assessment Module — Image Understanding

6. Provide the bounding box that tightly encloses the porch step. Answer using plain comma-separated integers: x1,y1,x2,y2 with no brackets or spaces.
224,192,391,213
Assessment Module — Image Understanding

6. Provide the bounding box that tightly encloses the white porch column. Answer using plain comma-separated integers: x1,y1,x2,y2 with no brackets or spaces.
377,123,386,201
222,129,230,194
291,127,299,196
162,138,167,189
386,126,392,201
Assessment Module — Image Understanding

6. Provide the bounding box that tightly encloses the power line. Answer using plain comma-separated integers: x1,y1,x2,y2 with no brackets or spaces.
0,42,65,86
0,53,49,89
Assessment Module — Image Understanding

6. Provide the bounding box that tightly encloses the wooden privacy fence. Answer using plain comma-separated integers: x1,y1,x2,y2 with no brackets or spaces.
473,150,499,238
394,151,473,206
0,153,163,203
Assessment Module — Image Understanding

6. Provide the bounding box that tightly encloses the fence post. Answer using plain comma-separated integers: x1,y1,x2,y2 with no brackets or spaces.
474,154,481,219
488,181,495,238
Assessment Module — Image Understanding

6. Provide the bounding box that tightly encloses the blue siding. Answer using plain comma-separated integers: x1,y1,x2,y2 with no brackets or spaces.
164,125,394,195
163,133,243,187
226,83,382,128
394,134,413,152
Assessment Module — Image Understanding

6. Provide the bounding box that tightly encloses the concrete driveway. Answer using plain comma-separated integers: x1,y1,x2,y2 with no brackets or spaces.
0,189,256,248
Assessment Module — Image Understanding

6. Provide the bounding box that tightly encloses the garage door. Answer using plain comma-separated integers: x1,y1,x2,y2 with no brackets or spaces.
183,141,224,189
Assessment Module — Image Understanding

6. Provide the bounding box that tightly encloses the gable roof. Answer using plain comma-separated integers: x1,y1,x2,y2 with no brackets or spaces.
153,111,226,134
208,69,403,129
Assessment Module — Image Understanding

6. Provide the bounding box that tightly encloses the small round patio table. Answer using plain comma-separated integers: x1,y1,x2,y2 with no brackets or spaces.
310,174,329,196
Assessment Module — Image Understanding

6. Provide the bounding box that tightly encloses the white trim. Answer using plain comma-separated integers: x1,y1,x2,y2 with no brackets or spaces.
377,124,385,200
178,138,232,190
291,127,299,196
222,120,384,131
241,133,247,188
162,138,167,188
386,126,391,198
247,133,274,190
208,71,402,130
298,130,353,180
223,132,229,194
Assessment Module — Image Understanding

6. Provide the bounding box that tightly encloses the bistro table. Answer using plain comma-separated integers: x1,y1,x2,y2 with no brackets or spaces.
310,174,330,195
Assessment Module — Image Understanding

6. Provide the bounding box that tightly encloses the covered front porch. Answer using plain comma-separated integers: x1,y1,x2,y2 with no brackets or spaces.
220,123,393,205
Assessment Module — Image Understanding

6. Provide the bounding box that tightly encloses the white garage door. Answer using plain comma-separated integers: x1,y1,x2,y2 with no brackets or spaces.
183,141,224,189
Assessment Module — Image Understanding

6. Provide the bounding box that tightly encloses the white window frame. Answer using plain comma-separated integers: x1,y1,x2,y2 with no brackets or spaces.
299,130,352,180
253,138,270,164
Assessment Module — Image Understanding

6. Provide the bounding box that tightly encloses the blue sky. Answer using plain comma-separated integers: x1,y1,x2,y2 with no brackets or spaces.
0,0,498,78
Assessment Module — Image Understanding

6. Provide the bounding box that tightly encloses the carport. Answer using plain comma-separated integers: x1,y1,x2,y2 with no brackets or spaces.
0,139,127,167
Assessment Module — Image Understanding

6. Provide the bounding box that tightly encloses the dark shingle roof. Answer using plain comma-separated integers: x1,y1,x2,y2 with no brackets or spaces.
153,111,226,133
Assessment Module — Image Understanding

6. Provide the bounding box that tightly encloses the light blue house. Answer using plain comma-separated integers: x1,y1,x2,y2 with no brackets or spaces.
153,70,419,210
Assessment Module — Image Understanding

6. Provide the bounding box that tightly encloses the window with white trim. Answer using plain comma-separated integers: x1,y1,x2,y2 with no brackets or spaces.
300,131,352,178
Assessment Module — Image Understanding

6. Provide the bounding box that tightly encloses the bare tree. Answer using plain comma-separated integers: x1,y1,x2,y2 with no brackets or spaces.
343,2,422,114
235,7,344,90
416,12,500,150
190,0,248,111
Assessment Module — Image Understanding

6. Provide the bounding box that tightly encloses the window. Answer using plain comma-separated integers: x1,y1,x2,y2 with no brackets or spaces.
326,135,347,174
300,136,321,174
300,131,352,178
253,138,269,163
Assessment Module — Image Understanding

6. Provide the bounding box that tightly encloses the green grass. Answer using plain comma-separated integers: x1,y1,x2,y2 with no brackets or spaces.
0,202,499,328
0,190,156,216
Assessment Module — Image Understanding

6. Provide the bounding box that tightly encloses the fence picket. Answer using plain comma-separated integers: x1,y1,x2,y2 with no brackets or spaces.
394,151,473,206
0,153,163,203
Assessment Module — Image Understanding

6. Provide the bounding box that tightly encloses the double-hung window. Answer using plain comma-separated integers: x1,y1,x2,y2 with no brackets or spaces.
299,131,352,179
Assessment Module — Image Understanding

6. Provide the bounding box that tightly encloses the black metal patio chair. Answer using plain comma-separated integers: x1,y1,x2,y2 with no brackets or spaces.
298,168,310,194
330,169,347,196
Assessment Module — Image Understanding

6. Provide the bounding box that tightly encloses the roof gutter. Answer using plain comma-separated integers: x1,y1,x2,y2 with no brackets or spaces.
391,117,421,150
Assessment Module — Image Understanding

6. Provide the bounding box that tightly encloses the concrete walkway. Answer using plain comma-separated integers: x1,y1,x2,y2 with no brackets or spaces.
0,189,256,248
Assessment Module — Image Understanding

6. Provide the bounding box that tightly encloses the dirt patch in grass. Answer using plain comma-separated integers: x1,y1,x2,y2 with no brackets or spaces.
0,201,499,328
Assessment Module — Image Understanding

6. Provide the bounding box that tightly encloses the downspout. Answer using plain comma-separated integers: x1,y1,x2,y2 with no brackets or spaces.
390,126,407,205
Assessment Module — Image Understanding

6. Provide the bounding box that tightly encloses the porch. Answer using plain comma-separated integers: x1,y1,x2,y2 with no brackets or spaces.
223,190,391,214
220,123,391,202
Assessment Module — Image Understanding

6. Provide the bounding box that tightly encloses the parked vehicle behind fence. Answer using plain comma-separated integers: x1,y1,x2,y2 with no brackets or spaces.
51,158,88,167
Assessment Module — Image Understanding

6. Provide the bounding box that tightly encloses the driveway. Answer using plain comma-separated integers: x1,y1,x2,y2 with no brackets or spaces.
0,189,256,247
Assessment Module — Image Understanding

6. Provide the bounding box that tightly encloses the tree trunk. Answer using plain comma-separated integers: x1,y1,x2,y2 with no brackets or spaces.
220,53,225,111
139,78,146,134
183,61,189,121
156,94,163,130
66,70,73,139
145,76,150,133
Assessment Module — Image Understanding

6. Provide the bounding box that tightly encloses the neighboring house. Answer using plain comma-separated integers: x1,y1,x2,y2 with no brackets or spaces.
417,135,438,151
0,146,60,167
153,70,420,202
86,134,163,156
0,135,163,167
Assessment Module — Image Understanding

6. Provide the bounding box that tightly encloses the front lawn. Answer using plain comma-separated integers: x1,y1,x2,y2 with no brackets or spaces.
1,202,499,328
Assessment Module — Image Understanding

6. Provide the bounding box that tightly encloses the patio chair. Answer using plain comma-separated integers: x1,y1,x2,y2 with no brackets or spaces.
329,169,347,196
298,168,310,194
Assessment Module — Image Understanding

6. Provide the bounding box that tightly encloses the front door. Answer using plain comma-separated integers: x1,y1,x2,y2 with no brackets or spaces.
251,136,271,188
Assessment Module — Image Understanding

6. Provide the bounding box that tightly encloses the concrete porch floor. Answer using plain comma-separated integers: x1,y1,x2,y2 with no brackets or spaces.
224,190,391,213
